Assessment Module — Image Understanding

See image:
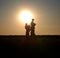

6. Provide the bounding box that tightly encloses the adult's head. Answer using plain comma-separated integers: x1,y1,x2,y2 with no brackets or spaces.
32,18,34,22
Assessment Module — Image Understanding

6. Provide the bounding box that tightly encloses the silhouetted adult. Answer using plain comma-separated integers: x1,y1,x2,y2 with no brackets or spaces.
31,19,36,36
25,23,30,38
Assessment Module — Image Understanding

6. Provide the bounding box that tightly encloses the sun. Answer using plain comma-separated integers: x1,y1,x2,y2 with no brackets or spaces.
19,10,33,24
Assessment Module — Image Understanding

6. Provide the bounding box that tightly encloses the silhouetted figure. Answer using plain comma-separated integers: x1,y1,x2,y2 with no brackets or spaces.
31,19,36,36
25,23,30,38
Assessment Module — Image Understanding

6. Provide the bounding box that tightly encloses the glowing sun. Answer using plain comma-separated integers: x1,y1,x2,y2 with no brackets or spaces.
19,10,33,24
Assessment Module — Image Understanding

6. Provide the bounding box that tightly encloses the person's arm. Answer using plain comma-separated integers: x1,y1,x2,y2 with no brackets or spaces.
34,23,36,26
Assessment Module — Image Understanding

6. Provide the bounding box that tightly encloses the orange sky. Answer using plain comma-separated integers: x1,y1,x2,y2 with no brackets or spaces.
0,0,60,35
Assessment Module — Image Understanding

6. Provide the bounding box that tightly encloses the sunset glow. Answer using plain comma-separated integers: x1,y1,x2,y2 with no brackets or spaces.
19,10,33,24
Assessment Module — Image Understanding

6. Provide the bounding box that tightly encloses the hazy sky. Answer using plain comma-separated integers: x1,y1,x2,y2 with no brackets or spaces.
0,0,60,35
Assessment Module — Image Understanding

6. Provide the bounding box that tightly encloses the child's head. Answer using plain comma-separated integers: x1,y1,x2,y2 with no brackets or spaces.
25,23,27,26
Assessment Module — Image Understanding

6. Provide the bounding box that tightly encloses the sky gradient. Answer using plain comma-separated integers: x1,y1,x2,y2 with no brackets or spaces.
0,0,60,35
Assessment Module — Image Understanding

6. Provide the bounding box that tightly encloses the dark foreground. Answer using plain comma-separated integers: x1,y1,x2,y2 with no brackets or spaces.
0,35,60,57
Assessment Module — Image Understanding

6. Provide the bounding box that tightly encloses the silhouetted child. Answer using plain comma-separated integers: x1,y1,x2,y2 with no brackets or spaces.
25,23,30,38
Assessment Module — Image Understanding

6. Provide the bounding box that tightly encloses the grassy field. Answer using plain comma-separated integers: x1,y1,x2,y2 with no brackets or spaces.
0,35,60,56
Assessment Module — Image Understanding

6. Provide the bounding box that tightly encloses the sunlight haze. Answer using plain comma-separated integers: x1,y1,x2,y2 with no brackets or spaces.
0,0,60,35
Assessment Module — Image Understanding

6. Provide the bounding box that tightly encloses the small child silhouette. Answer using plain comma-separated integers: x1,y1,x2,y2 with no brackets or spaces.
25,23,30,38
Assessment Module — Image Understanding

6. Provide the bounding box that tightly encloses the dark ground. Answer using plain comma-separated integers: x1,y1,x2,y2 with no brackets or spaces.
0,35,60,57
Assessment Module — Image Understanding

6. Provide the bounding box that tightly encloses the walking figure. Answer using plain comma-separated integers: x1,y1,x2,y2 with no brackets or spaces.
31,19,36,36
